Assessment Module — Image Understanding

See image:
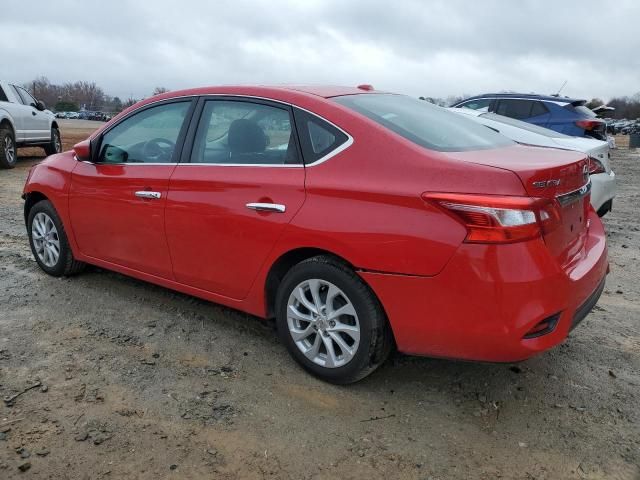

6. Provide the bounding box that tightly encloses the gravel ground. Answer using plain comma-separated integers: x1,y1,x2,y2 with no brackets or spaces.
0,126,638,479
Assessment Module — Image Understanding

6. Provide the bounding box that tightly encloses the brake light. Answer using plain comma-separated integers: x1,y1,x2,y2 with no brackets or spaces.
576,120,603,131
423,193,561,244
588,157,606,174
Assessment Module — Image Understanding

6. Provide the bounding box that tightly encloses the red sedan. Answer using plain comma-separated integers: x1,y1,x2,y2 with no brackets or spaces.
22,86,608,383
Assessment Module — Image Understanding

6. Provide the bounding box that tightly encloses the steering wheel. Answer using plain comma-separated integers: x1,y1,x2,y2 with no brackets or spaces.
142,138,175,162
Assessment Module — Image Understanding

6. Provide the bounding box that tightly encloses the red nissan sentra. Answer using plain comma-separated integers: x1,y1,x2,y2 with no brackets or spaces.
22,85,608,383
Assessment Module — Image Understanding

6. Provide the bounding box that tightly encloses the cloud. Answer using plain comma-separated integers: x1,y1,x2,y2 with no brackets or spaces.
1,0,638,101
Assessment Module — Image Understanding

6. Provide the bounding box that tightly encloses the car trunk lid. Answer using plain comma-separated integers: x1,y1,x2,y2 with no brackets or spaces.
445,145,591,266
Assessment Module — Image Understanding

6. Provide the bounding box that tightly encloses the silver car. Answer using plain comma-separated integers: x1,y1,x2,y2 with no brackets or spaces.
0,81,62,168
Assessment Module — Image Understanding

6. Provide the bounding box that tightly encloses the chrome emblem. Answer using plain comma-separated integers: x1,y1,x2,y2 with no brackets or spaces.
533,179,561,188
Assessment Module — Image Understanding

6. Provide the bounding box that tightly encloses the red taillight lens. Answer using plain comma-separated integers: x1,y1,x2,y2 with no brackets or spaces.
576,120,603,131
423,193,561,244
588,157,606,174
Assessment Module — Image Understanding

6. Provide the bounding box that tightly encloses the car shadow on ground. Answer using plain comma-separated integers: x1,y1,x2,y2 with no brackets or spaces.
79,263,540,396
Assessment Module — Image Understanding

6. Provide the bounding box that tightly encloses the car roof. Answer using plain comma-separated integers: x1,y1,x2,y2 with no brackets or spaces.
150,85,379,101
459,93,586,104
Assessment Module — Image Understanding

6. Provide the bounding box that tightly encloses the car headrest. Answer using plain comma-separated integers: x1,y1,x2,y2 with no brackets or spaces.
228,119,267,154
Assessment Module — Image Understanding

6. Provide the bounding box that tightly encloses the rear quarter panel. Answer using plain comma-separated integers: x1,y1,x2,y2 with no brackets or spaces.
269,109,528,277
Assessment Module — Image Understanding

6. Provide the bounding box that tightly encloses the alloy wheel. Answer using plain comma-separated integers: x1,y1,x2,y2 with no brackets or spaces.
287,279,361,368
32,212,61,267
54,131,62,153
4,135,15,164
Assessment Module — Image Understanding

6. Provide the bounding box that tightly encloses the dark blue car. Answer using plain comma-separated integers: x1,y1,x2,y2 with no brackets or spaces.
451,93,606,140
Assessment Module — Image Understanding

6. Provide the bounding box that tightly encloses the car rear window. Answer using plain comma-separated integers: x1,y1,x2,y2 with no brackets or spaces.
333,94,514,152
568,105,597,118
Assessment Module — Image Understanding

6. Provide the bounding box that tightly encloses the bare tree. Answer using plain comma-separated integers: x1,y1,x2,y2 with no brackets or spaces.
152,87,169,96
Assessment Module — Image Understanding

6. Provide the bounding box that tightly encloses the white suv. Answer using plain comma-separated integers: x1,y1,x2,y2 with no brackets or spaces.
0,81,62,169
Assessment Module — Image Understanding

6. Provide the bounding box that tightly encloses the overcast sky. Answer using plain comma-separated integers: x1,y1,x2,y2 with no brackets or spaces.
2,0,639,102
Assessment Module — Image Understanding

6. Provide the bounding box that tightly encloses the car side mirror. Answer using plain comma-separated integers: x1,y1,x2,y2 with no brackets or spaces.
73,140,91,162
35,100,46,111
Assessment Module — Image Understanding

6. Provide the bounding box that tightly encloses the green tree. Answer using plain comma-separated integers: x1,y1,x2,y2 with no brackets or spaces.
54,101,79,112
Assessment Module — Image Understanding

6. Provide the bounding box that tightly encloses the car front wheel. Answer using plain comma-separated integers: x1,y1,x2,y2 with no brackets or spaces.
43,127,62,156
28,200,85,276
0,125,17,169
276,256,392,384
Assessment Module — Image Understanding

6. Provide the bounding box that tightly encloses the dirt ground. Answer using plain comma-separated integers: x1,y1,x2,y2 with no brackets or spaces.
0,123,638,479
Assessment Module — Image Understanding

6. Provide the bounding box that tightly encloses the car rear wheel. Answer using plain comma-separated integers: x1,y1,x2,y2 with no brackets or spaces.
43,127,62,156
0,125,17,169
276,256,392,384
28,200,85,277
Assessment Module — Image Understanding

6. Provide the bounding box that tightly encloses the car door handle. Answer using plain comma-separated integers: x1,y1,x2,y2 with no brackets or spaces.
245,202,286,213
135,191,162,200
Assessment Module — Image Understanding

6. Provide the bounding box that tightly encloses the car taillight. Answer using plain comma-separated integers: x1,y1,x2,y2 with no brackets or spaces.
423,193,561,244
576,120,603,131
588,157,606,174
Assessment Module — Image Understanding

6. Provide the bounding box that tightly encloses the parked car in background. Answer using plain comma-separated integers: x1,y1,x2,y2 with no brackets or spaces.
452,93,607,140
22,86,608,383
0,80,62,168
450,108,616,216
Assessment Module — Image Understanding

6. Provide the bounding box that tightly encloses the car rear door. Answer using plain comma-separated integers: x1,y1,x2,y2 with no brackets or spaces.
164,97,306,300
69,98,196,279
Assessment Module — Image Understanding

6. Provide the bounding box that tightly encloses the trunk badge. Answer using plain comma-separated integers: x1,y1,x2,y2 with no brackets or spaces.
533,179,560,188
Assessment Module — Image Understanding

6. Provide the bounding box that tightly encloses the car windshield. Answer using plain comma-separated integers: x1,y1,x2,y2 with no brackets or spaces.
333,94,514,152
480,112,571,138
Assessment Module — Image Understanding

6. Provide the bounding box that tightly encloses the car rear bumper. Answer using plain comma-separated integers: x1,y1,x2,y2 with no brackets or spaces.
590,171,616,212
360,209,608,362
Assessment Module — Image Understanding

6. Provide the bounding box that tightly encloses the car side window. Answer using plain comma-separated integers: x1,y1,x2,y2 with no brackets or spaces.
293,109,349,164
495,100,533,120
0,86,8,102
530,101,548,117
458,99,491,112
190,100,298,165
16,86,37,107
9,85,26,105
98,101,190,164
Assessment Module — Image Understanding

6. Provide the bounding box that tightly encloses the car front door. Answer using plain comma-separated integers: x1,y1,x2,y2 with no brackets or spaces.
13,85,50,141
165,97,306,300
69,99,195,279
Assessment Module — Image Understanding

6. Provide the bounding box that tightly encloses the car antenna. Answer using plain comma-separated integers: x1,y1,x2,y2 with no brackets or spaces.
552,80,567,97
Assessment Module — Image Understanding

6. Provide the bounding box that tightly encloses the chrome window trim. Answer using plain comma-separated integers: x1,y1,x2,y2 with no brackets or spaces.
182,94,354,168
458,97,569,107
82,93,354,168
179,163,304,168
77,158,179,166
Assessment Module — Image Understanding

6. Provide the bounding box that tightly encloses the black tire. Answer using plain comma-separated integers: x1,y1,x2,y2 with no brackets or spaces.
27,200,85,277
0,125,17,169
276,256,392,384
597,200,612,217
43,127,62,156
